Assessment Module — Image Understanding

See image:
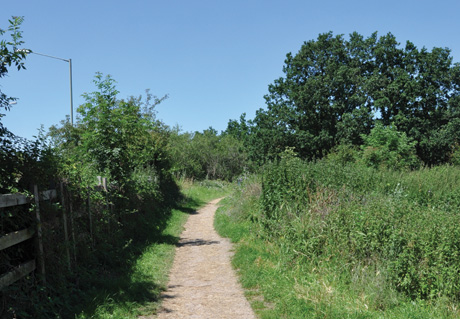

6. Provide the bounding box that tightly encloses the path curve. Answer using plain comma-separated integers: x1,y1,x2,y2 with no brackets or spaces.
154,198,255,319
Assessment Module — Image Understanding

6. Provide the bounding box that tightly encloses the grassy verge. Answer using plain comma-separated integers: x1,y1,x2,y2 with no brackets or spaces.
73,179,229,318
215,172,460,318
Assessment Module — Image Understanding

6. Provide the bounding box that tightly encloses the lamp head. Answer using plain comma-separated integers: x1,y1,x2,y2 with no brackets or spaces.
15,49,32,54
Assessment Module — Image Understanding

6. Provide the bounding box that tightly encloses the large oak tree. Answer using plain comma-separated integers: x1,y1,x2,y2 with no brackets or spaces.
240,32,460,165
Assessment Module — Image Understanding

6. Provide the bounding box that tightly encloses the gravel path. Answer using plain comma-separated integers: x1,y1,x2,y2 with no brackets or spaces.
153,198,255,319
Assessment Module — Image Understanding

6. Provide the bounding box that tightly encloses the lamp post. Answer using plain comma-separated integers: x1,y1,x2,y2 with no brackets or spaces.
17,49,74,126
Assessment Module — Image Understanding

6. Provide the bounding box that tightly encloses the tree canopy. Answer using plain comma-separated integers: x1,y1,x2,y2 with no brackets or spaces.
0,16,26,116
231,31,460,165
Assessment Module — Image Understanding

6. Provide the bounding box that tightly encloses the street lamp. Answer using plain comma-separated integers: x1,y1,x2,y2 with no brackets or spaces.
16,49,74,126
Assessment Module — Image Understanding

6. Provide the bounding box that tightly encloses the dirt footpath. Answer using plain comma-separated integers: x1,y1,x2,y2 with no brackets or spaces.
153,198,255,319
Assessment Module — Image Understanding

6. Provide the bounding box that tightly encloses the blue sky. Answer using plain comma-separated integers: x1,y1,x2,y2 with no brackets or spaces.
1,0,460,140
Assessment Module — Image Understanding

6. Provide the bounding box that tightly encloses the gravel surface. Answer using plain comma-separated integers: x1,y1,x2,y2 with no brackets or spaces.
151,198,255,319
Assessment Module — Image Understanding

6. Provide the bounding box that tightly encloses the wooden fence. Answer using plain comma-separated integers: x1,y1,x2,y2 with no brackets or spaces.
0,177,109,291
0,187,56,289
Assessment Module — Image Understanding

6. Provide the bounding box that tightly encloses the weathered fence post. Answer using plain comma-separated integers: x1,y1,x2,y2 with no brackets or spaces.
101,177,112,232
69,191,77,264
60,182,71,272
102,177,107,192
33,185,46,284
87,187,93,245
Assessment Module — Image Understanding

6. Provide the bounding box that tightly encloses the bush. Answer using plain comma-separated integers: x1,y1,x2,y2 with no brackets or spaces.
450,143,460,165
360,123,419,170
326,144,359,165
168,128,248,181
259,156,460,302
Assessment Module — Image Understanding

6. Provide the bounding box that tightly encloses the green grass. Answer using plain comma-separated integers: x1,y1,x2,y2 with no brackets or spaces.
73,179,230,319
215,170,460,318
179,178,231,205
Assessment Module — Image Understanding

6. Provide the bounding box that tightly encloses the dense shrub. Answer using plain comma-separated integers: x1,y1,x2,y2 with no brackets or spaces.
168,127,248,181
259,153,460,302
360,123,419,170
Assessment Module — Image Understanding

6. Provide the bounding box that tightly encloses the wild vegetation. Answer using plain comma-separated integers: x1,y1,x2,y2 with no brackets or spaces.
167,127,247,181
216,155,460,318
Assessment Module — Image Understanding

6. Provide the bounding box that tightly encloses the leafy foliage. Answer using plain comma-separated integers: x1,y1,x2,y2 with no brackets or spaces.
217,157,460,317
168,127,247,181
229,31,460,166
218,171,460,318
0,16,26,113
360,123,419,170
49,73,179,211
259,156,460,302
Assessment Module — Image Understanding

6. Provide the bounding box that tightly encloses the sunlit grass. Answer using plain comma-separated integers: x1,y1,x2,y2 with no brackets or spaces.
215,170,460,318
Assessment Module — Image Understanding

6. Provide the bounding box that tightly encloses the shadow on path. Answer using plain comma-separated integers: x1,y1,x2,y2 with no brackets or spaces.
176,239,220,247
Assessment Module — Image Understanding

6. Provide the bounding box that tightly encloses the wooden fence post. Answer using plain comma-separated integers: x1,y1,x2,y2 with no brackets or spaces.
33,185,46,284
60,182,71,272
87,187,93,245
69,192,77,264
102,177,107,192
102,177,112,231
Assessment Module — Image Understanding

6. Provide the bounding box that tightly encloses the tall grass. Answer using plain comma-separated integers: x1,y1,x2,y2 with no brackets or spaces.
215,158,460,318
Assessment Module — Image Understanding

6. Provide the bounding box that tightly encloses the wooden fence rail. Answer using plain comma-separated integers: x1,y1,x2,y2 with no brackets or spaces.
0,227,36,251
0,190,56,209
0,178,109,291
0,188,57,290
